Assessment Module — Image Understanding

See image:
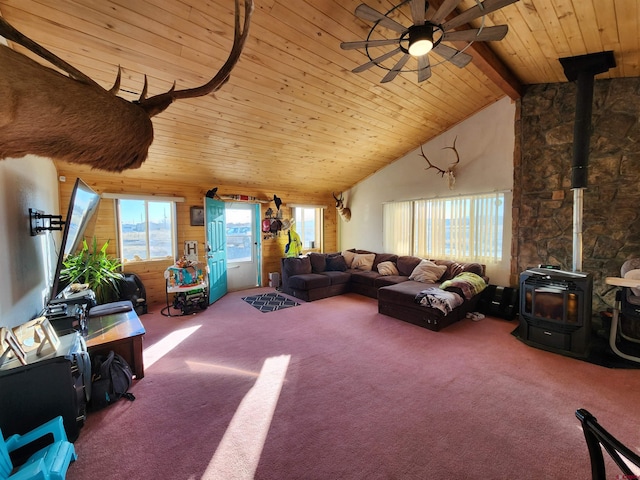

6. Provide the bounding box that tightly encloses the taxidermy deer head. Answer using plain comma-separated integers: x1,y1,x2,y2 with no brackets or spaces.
419,137,461,190
333,192,351,222
0,0,253,171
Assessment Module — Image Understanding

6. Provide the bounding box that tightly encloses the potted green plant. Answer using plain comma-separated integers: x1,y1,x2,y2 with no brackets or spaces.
60,238,123,304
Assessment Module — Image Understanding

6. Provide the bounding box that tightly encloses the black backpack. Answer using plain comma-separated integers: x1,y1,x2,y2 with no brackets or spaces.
91,350,135,410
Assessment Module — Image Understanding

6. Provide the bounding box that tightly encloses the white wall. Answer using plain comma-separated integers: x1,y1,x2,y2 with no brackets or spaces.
339,96,516,286
0,156,59,328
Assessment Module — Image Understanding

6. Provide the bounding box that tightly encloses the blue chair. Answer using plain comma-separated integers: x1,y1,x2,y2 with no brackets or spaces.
0,416,77,479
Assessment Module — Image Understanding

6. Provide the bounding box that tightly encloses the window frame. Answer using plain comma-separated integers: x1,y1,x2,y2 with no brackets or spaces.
383,192,505,264
292,206,325,252
104,193,182,263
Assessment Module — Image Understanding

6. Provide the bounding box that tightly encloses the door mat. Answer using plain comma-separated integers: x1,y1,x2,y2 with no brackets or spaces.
242,292,300,313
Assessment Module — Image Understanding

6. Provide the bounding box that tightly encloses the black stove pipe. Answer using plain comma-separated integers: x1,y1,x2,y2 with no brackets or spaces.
571,71,595,189
559,51,616,271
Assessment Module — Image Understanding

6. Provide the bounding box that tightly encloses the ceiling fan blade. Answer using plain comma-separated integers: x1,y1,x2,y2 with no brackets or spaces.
340,38,401,50
443,25,508,42
430,0,462,25
444,0,518,31
432,43,472,68
355,4,408,33
410,0,427,25
380,54,411,83
352,47,402,73
417,55,432,82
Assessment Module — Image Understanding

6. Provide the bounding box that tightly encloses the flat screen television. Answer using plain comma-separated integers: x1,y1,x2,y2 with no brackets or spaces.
49,178,101,302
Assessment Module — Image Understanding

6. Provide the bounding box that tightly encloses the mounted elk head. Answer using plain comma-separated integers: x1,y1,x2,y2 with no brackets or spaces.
333,192,351,222
0,0,253,171
420,137,461,190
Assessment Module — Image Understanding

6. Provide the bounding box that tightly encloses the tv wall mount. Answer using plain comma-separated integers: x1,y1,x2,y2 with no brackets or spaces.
29,208,64,236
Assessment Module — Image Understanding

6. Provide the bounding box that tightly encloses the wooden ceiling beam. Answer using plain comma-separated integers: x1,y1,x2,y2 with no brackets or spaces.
465,40,524,100
429,0,524,99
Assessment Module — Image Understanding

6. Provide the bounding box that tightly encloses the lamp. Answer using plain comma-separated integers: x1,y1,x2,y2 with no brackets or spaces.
408,25,434,56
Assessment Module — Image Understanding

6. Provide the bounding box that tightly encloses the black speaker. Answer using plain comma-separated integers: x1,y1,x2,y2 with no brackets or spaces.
478,285,519,320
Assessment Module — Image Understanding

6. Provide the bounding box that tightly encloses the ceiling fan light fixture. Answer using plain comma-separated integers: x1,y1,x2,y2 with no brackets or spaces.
408,25,433,56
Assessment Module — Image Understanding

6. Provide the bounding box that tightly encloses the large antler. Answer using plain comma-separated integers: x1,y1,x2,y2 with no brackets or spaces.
0,16,101,88
0,1,253,172
443,136,460,168
420,145,447,177
139,0,254,117
420,137,460,177
420,137,460,190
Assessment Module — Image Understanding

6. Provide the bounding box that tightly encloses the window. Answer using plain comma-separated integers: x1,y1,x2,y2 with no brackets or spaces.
225,204,254,262
383,201,413,256
116,199,177,261
383,192,504,263
293,207,324,251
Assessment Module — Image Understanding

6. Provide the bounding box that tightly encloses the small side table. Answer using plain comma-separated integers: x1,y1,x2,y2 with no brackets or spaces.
85,308,146,378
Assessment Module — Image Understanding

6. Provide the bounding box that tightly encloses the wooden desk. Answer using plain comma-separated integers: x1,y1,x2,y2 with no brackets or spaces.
85,308,146,379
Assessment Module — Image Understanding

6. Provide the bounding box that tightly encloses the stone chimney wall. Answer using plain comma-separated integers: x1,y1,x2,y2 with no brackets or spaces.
513,78,640,313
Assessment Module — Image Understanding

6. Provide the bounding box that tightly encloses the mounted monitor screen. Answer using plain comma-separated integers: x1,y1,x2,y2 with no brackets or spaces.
49,178,101,301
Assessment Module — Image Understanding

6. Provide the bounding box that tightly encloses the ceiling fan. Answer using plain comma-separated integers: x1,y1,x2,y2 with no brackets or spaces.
340,0,519,83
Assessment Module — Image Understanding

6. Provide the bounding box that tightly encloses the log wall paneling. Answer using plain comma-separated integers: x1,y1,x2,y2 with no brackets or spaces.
56,170,337,308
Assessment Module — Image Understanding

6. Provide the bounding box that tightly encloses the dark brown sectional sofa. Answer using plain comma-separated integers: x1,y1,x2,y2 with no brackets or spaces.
280,249,487,331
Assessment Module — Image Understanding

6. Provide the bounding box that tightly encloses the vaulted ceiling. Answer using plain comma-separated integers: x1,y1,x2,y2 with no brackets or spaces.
0,0,637,195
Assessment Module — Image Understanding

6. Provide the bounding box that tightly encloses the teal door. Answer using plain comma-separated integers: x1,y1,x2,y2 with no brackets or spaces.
205,197,227,304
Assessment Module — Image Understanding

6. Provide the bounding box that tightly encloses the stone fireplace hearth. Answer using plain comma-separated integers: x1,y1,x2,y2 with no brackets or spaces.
512,77,640,314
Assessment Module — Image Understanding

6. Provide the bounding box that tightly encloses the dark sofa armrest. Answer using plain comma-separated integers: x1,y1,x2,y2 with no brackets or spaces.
281,256,312,293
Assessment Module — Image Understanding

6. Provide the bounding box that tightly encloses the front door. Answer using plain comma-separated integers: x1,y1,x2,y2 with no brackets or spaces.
205,197,227,304
225,203,260,291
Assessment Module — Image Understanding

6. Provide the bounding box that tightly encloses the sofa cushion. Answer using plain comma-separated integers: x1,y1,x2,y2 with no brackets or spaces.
378,280,437,303
308,253,327,273
288,273,331,290
409,260,447,283
351,253,376,271
432,260,484,281
431,260,459,280
397,256,423,276
354,249,376,255
377,261,399,276
342,250,356,268
321,270,351,285
349,270,380,286
374,275,410,288
284,256,312,276
326,254,348,271
373,253,398,270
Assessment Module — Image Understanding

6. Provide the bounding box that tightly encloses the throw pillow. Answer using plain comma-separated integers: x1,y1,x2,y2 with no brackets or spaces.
396,256,423,276
373,253,398,270
284,256,311,276
342,250,356,268
377,261,399,276
308,253,327,273
326,254,348,272
351,253,376,271
409,260,447,283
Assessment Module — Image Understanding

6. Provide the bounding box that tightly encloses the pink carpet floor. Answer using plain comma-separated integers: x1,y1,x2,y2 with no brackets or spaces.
67,288,640,479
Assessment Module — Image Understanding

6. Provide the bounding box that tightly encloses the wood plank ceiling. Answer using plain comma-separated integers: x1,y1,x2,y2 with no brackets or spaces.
0,0,637,195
